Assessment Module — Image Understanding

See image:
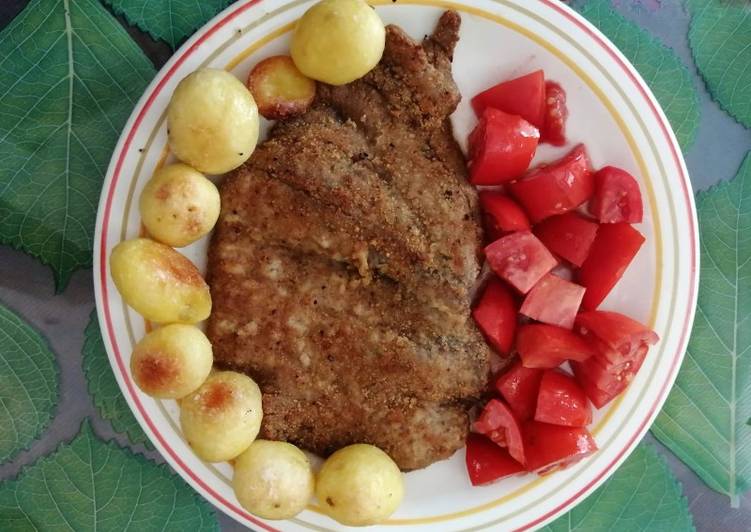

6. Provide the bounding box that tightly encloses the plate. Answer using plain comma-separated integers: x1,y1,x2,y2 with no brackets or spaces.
93,1,699,530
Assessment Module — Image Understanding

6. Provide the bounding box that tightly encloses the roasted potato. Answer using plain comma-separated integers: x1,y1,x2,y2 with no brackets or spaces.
180,371,263,462
139,163,220,248
167,69,259,174
130,324,213,399
290,0,385,86
110,238,211,324
316,444,404,526
247,55,316,120
233,440,315,519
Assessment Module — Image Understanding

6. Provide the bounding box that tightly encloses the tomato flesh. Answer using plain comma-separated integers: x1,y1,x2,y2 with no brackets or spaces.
522,421,597,473
495,361,544,421
589,166,644,223
534,369,591,427
472,278,518,355
465,433,525,486
474,399,526,465
480,192,531,241
541,81,568,146
520,273,585,329
578,223,645,309
534,212,599,267
485,231,558,294
471,70,546,128
508,144,594,222
517,323,596,369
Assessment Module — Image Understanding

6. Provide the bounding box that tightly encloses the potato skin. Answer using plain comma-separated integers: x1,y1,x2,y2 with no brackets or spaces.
233,440,315,519
247,56,316,120
167,69,259,174
130,324,213,399
110,238,211,324
139,163,220,248
180,371,263,462
291,0,385,86
316,444,404,525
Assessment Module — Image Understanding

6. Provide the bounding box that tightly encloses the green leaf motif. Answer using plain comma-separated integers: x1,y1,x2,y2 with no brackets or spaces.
652,152,751,507
83,312,150,448
686,0,751,128
575,0,700,151
104,0,235,49
0,0,155,291
0,303,59,465
0,420,219,531
541,444,694,532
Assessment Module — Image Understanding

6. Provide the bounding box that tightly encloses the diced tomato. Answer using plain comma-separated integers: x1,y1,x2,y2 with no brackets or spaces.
517,323,596,369
480,192,531,241
485,232,558,294
534,212,599,267
471,70,546,128
589,166,644,223
508,144,594,222
495,361,544,421
522,421,597,473
540,81,568,146
472,278,518,355
465,433,525,486
468,108,539,185
578,223,645,309
474,399,526,465
534,370,591,427
520,273,585,329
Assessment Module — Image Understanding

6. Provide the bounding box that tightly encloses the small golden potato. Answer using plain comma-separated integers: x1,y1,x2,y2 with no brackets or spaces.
139,163,220,247
316,444,404,526
168,69,259,174
247,55,316,120
180,371,263,462
110,238,211,324
291,0,385,86
130,324,213,399
233,440,314,519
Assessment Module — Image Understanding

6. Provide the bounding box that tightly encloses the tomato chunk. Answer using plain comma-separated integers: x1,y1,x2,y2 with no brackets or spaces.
480,192,531,241
534,212,599,267
534,370,591,427
472,278,518,355
520,273,585,329
485,232,558,294
495,361,544,421
465,433,525,486
517,323,596,369
474,399,525,465
578,223,645,309
522,421,597,473
589,166,644,223
471,70,546,128
508,144,594,222
541,81,568,146
468,108,539,185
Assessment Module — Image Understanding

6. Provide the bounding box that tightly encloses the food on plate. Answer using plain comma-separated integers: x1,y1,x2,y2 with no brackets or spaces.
110,238,211,324
578,222,645,309
139,163,220,247
589,166,644,223
471,70,546,128
479,192,531,241
130,324,213,399
290,0,385,85
467,108,539,185
540,81,568,145
484,231,558,294
232,440,315,519
495,362,543,421
316,444,404,526
519,273,586,329
516,323,596,369
207,11,491,471
522,421,597,473
474,399,525,465
472,278,518,355
533,212,599,267
534,369,591,427
180,371,263,462
167,69,259,174
465,433,525,486
247,55,316,120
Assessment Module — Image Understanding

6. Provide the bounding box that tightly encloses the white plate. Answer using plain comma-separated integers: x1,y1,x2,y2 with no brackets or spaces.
93,1,699,530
